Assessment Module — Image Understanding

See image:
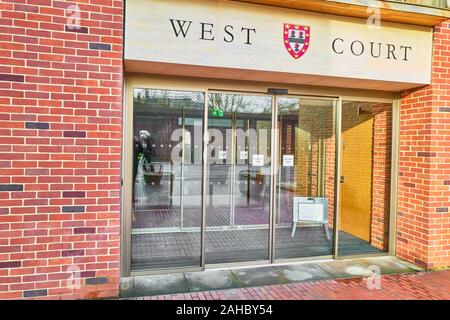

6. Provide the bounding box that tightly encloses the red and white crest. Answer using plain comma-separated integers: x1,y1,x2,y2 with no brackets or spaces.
283,24,310,60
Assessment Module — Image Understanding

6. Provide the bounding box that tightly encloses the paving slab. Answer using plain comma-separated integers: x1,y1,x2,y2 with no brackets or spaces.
130,269,450,300
316,260,372,278
275,263,333,282
231,266,288,287
133,273,189,296
394,258,426,272
119,277,135,298
354,256,416,275
120,257,424,298
185,269,242,292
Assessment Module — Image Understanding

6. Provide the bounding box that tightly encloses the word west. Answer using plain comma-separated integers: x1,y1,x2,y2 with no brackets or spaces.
169,19,257,44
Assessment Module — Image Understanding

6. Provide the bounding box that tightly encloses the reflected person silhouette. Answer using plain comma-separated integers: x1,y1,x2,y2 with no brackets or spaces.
132,130,155,217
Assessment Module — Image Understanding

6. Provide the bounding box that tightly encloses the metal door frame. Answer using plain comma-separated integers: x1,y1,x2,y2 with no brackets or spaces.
122,77,399,277
270,94,339,263
204,90,274,268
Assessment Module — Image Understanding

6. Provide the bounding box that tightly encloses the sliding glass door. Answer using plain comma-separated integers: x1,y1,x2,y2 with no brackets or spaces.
274,97,337,260
131,89,204,271
205,93,272,264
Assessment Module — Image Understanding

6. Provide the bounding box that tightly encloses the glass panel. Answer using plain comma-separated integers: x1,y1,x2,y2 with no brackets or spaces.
390,0,448,9
131,89,204,271
338,101,392,256
275,97,336,260
205,93,272,264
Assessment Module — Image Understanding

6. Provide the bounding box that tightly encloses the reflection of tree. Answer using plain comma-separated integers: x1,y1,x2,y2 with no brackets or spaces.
209,93,251,112
209,93,273,114
278,99,299,113
135,90,273,114
133,89,204,109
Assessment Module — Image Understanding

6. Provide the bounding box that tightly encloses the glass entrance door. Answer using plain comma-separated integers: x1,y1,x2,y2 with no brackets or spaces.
205,93,273,264
131,89,204,271
274,96,337,260
129,86,392,274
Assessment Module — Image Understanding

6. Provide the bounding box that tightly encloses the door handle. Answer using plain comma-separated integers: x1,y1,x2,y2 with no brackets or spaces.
340,176,344,183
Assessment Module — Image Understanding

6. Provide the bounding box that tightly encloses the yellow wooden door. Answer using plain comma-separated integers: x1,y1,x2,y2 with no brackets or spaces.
339,118,373,241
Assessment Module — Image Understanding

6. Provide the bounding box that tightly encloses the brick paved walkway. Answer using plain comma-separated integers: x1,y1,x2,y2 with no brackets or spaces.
133,269,450,300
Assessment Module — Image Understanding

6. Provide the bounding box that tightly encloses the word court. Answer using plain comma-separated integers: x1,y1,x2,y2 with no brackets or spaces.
331,38,413,61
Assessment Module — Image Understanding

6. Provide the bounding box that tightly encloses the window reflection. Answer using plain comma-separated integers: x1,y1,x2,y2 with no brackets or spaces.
130,89,393,271
131,89,204,271
391,0,448,9
276,97,336,259
205,93,272,264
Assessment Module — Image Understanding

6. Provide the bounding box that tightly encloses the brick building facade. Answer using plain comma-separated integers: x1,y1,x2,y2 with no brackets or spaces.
0,0,449,300
0,0,123,299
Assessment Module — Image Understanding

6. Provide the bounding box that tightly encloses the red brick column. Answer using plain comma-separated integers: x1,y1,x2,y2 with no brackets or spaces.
397,21,450,270
0,0,123,299
370,104,392,251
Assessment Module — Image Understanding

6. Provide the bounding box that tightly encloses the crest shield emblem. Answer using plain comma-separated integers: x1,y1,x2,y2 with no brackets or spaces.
283,24,310,60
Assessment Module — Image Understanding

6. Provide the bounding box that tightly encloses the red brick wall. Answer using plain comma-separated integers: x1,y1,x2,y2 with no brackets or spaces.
370,104,392,251
325,130,335,229
0,0,123,299
397,20,450,270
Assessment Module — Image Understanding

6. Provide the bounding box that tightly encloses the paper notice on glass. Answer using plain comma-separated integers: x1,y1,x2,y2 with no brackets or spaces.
240,151,248,160
252,154,264,166
283,155,294,167
218,151,227,160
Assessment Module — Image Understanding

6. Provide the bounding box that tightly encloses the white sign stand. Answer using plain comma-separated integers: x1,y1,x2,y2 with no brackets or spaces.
291,197,330,240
